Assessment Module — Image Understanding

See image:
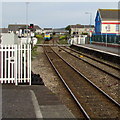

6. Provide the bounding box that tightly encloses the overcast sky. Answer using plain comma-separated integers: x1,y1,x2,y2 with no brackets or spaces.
0,2,118,28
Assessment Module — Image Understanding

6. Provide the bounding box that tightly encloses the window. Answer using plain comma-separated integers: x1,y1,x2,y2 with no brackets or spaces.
116,24,119,31
107,24,110,31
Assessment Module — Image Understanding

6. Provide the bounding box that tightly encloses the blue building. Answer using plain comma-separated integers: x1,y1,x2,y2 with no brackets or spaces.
92,9,120,45
95,9,120,35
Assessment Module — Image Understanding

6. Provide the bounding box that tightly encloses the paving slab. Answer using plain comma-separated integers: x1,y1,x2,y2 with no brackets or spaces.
40,105,75,118
2,89,36,118
2,85,75,119
80,44,119,55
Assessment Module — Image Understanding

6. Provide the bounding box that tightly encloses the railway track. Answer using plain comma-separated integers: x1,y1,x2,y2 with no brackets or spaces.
58,46,120,80
43,46,120,119
66,46,120,71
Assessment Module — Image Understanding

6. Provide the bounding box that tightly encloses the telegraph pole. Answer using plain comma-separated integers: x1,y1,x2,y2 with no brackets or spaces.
85,12,92,44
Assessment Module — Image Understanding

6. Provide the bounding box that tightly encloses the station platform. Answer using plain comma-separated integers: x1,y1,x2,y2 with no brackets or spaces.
74,44,119,56
2,85,75,119
71,44,120,64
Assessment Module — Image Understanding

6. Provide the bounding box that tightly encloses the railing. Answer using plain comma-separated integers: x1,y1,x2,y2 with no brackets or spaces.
0,44,31,85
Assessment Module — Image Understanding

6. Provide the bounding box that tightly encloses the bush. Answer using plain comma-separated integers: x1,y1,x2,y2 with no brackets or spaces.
35,34,43,39
59,35,67,40
35,34,44,44
81,32,88,35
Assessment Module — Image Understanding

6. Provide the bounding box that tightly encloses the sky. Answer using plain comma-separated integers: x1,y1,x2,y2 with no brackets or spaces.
0,2,119,28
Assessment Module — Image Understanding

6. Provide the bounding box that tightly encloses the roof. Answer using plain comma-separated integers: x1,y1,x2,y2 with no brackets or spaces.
34,25,41,29
8,24,29,31
70,25,94,28
8,24,41,31
53,28,68,33
44,28,52,30
98,9,119,21
0,28,9,33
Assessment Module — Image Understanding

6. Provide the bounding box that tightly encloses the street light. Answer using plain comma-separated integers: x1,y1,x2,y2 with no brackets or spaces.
85,12,92,44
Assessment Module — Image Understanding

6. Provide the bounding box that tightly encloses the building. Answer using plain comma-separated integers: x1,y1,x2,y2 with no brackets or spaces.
8,24,42,34
53,28,69,35
0,28,9,43
95,9,120,35
34,25,42,34
43,28,53,34
0,28,9,33
69,24,94,35
8,24,28,33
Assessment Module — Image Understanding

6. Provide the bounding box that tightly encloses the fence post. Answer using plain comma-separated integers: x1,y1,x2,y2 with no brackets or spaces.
15,45,18,85
29,44,31,85
1,45,3,83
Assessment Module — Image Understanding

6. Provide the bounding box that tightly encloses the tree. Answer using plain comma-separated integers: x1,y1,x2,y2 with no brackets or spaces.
65,25,71,34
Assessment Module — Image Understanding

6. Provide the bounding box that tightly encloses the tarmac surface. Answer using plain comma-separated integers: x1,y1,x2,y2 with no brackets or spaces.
1,85,75,119
80,44,119,55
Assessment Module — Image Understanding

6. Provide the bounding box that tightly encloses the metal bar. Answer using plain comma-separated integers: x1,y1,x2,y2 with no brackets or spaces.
29,44,31,85
1,45,3,83
11,45,14,79
8,45,10,81
20,44,23,83
27,44,29,83
4,45,7,80
18,45,20,83
15,45,18,85
23,44,26,82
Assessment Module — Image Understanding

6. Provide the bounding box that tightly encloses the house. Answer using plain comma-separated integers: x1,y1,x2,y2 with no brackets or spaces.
8,24,29,33
0,28,9,43
34,25,42,34
43,28,53,34
69,24,94,35
95,9,120,35
8,24,42,34
0,28,9,33
53,28,69,35
7,24,38,45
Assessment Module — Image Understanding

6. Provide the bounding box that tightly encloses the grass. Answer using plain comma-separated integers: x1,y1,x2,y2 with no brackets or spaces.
35,34,44,44
58,39,68,44
58,35,69,44
37,39,44,44
31,46,39,60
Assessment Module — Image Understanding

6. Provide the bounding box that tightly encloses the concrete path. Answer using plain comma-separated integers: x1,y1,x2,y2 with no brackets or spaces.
2,85,75,119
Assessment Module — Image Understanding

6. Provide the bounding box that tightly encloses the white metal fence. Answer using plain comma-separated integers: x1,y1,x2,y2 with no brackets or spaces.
0,44,31,85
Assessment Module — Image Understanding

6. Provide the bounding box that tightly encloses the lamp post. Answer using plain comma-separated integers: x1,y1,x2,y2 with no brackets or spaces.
85,12,92,44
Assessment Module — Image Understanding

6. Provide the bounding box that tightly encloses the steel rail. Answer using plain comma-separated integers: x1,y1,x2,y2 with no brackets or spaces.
58,46,120,80
50,47,120,108
43,46,90,119
65,46,120,71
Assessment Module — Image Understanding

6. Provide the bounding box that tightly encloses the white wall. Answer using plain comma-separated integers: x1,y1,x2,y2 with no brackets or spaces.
101,21,120,34
18,37,37,46
1,33,18,45
35,29,42,34
69,35,87,45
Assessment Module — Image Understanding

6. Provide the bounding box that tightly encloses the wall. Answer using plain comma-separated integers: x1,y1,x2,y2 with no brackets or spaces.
101,21,120,35
1,33,18,45
71,28,94,35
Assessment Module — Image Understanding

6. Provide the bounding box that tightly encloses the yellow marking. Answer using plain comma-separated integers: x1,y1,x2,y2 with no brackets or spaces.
80,55,83,58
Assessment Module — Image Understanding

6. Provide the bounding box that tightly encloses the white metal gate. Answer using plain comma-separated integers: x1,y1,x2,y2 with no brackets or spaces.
0,44,31,85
